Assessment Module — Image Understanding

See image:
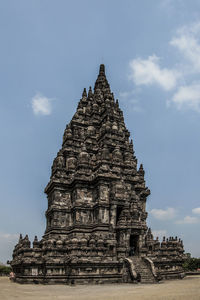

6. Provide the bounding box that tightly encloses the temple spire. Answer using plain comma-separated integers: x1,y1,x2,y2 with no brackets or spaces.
99,64,105,76
88,86,93,98
94,64,110,93
82,88,87,98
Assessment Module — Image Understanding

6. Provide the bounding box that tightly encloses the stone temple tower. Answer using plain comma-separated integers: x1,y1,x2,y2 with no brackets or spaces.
10,65,186,284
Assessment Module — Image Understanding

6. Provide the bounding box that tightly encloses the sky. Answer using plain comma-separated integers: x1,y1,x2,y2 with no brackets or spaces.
0,0,200,264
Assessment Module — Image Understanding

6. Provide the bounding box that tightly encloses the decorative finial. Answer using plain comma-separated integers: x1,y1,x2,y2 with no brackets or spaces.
82,88,87,97
19,234,23,243
94,64,110,92
99,64,105,75
139,163,145,176
88,86,93,98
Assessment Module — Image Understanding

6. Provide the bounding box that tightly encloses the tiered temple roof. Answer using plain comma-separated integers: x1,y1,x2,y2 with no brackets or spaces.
10,65,186,284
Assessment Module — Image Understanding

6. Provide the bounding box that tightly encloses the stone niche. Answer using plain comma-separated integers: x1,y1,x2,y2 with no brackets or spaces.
75,188,93,205
75,209,92,224
99,185,109,202
52,190,71,207
99,207,109,223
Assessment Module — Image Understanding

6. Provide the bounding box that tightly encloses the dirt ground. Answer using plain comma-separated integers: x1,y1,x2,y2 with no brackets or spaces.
0,276,200,300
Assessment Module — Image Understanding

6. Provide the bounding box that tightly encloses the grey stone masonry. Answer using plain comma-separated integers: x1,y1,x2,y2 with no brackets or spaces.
10,65,186,284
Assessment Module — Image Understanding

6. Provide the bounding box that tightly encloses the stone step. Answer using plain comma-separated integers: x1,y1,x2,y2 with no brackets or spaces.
126,257,156,283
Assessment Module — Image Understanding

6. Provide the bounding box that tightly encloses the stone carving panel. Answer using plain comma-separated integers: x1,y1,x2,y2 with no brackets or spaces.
76,188,93,204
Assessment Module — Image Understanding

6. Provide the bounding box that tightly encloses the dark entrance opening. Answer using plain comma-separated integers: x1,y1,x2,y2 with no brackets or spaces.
129,235,139,256
116,206,123,224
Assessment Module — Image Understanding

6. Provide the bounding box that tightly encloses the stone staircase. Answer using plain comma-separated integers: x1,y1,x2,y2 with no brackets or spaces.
125,256,158,283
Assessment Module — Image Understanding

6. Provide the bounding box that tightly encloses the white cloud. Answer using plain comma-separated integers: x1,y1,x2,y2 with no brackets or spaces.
119,90,143,113
192,207,200,215
176,215,200,224
119,91,132,98
126,22,200,114
129,55,179,91
32,93,53,115
171,83,200,112
150,207,176,220
168,22,200,112
170,22,200,71
0,232,18,240
152,230,167,239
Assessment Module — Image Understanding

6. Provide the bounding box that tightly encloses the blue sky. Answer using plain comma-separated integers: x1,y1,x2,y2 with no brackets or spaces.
0,0,200,264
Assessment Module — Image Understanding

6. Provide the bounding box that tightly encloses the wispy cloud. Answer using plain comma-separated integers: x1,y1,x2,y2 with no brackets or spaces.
150,207,176,220
192,207,200,215
159,0,186,17
170,22,200,72
0,232,18,240
31,93,53,116
152,229,167,239
129,55,179,91
171,83,200,112
127,21,200,114
0,232,18,264
176,215,200,224
168,22,200,112
170,22,200,112
119,89,143,113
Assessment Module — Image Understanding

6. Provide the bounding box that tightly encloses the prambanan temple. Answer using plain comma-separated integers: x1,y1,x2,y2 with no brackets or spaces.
10,65,186,284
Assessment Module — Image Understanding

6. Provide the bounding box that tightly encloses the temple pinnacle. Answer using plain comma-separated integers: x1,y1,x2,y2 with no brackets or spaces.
82,88,87,97
99,64,105,75
94,64,110,92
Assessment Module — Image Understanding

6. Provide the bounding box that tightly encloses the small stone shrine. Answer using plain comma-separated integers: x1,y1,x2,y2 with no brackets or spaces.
10,65,186,284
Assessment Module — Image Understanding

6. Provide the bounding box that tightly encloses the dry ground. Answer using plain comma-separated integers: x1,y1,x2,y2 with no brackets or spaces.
0,276,200,300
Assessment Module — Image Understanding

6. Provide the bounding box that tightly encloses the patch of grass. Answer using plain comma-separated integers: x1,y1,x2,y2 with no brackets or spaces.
0,265,11,275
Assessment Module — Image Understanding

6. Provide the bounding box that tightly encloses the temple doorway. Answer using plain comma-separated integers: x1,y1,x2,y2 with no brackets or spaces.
129,234,139,256
116,206,123,224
